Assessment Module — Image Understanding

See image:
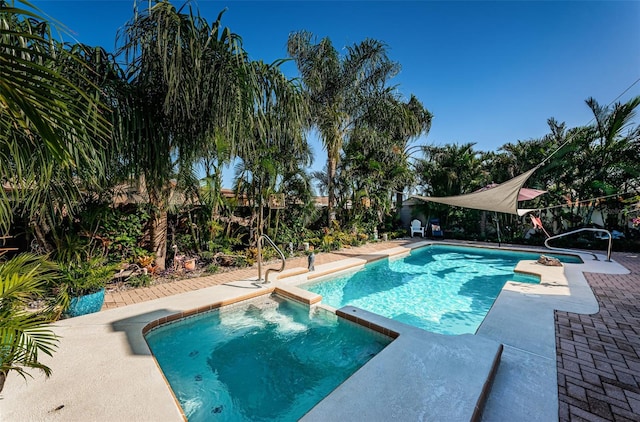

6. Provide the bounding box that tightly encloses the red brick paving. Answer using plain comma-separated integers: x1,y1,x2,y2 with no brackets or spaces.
556,252,640,421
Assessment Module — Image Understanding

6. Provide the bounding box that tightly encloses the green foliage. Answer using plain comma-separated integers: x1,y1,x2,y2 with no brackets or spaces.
242,247,259,266
204,264,220,274
234,254,251,267
94,205,150,262
300,222,376,253
52,232,91,265
261,245,283,262
113,0,258,270
59,257,119,297
0,3,111,236
319,235,338,252
287,30,406,225
337,93,432,230
205,240,231,255
385,230,405,240
0,253,61,391
174,233,197,255
198,251,216,263
127,273,152,288
45,202,150,265
207,220,225,241
304,236,322,250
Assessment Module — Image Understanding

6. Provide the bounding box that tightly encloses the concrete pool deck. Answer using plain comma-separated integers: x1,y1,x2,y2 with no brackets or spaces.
0,239,634,421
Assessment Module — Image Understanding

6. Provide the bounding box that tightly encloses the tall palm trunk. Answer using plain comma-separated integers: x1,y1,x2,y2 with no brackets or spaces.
212,166,223,220
150,209,168,271
148,189,169,271
327,156,337,223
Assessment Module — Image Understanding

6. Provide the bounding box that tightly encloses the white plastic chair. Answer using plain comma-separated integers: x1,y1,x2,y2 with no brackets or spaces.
410,219,425,237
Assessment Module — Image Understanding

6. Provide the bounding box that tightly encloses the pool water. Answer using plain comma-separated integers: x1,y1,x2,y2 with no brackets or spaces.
302,245,578,335
145,296,391,421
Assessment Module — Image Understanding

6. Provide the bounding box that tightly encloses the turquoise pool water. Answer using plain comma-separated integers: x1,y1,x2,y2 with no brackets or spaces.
145,296,391,422
302,245,580,335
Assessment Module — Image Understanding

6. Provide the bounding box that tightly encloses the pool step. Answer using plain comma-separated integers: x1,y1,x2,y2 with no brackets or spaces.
303,306,503,422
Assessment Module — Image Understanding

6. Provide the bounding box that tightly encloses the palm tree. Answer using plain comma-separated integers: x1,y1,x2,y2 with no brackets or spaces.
287,31,399,225
585,96,640,189
415,142,484,229
578,96,640,225
0,1,111,236
115,1,254,269
338,93,431,225
198,132,233,227
538,97,640,229
1,2,110,392
361,93,432,212
233,60,310,241
417,143,484,197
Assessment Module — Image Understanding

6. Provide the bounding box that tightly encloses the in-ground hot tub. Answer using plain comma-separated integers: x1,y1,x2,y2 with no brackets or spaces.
144,294,392,421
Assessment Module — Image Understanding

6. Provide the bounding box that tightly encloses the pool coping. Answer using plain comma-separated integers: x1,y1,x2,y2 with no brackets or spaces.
137,281,504,422
0,240,628,421
275,240,626,420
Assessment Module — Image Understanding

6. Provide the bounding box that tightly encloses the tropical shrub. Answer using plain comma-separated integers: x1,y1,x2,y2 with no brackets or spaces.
87,204,150,262
204,263,219,274
0,254,61,393
198,251,215,263
58,256,119,298
42,202,150,266
127,273,152,288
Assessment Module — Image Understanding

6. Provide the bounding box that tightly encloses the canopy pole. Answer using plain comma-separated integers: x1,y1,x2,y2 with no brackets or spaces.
495,212,501,247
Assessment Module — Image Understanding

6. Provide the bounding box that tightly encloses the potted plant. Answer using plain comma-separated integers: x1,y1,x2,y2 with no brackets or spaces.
59,257,118,317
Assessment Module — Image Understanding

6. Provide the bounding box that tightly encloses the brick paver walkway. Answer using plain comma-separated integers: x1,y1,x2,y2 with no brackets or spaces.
103,238,417,309
556,252,640,421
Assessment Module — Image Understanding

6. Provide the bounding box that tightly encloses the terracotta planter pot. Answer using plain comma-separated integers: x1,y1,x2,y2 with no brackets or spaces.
184,259,196,271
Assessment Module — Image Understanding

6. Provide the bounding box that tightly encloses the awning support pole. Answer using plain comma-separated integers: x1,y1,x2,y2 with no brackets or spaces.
495,212,501,247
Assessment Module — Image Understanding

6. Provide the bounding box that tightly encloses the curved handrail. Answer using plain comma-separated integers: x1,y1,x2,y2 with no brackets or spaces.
544,228,612,262
257,234,286,284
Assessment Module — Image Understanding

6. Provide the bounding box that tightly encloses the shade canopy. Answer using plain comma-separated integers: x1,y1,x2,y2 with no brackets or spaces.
412,166,545,215
516,187,547,201
475,183,547,201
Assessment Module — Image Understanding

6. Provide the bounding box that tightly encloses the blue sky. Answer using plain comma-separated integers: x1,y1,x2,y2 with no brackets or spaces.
32,0,640,186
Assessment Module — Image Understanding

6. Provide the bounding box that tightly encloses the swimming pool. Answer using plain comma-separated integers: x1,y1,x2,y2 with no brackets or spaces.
145,295,391,421
302,244,580,335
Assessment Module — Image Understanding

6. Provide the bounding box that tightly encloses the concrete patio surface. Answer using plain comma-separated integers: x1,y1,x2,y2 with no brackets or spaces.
478,252,627,421
0,238,634,421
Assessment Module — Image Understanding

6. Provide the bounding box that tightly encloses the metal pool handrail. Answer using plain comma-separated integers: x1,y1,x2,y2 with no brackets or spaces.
257,234,286,283
544,228,612,262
